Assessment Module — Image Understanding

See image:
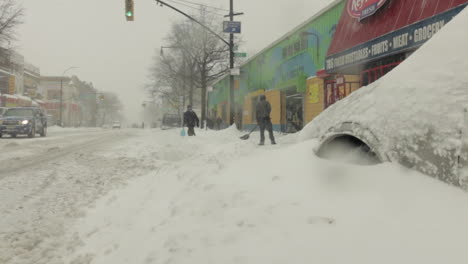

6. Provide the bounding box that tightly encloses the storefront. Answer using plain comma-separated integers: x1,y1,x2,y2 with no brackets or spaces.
323,0,468,107
208,0,468,132
209,0,345,132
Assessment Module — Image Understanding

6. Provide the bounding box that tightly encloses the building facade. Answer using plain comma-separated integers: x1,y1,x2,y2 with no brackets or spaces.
39,76,81,126
208,0,468,132
72,76,98,127
0,47,14,95
23,63,41,99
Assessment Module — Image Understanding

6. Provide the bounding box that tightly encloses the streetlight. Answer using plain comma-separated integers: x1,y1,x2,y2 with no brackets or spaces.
300,31,320,61
60,66,79,127
141,102,147,129
154,0,241,127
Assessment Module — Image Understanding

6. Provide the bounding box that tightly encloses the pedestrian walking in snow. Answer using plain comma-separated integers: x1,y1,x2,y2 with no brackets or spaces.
256,95,276,145
216,116,222,130
183,105,199,136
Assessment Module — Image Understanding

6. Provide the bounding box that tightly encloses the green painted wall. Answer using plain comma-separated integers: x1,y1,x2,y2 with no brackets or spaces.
209,1,345,109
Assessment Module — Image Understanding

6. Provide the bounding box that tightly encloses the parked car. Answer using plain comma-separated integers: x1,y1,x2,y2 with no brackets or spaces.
161,113,181,129
112,122,121,129
300,13,468,189
0,107,47,138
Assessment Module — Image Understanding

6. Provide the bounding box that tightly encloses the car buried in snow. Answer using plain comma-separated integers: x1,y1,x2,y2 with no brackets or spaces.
300,12,468,190
0,107,48,138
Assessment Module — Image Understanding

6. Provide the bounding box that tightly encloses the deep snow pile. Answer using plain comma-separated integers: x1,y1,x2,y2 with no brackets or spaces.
65,128,468,264
300,7,468,182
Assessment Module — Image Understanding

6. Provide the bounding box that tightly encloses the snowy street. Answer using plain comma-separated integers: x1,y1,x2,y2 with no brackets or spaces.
0,127,139,264
2,127,468,264
3,0,468,263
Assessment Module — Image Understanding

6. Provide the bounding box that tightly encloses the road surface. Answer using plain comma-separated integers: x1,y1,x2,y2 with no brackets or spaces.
0,127,138,264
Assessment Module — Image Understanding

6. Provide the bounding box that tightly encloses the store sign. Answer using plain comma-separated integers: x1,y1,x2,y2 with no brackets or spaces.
8,76,15,94
308,83,320,104
348,0,388,21
326,4,467,72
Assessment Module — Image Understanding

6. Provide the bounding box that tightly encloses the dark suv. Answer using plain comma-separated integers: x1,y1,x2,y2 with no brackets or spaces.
0,107,47,138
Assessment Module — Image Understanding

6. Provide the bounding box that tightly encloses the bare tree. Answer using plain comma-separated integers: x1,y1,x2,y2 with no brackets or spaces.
0,0,24,47
147,49,191,115
171,12,230,128
98,92,124,125
147,8,238,128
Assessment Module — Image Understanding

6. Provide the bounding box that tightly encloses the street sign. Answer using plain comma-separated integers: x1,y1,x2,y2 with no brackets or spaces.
223,21,241,34
230,68,240,76
234,52,247,57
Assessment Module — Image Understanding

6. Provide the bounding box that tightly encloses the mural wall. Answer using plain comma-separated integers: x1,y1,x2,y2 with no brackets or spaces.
209,1,345,110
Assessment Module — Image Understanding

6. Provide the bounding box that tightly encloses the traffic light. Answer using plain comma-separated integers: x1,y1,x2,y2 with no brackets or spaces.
125,0,134,21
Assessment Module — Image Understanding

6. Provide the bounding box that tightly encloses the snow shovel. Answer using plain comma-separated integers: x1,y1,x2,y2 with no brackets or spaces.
240,125,258,140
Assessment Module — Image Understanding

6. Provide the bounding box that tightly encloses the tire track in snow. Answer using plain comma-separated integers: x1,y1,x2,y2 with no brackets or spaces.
0,131,128,178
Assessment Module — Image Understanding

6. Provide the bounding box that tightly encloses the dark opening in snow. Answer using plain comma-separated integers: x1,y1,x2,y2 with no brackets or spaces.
317,135,381,165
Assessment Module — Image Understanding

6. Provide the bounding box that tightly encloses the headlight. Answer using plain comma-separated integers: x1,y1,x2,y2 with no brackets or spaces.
21,120,29,125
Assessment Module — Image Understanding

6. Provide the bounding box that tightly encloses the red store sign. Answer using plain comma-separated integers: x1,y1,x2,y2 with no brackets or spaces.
348,0,389,21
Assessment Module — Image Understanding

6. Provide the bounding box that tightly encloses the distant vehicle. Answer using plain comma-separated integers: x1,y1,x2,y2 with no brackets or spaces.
161,113,181,129
112,122,121,129
0,107,47,138
46,114,55,126
0,107,8,117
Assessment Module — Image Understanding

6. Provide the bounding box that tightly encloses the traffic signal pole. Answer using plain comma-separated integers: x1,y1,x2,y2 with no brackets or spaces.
154,0,229,46
152,0,241,127
229,0,235,126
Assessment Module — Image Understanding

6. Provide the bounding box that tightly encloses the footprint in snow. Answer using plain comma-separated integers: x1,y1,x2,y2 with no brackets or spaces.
307,216,336,225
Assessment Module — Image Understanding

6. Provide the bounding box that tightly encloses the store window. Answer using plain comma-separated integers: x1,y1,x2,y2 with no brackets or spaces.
360,53,406,86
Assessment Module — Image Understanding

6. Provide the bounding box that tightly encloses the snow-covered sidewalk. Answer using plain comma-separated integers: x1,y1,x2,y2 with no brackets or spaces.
61,128,468,264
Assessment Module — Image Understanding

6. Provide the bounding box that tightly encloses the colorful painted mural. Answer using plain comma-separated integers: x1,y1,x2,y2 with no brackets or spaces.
209,0,345,110
210,0,468,133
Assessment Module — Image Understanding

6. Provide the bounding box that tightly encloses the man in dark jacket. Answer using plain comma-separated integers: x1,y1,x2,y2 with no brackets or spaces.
183,105,199,136
256,95,276,145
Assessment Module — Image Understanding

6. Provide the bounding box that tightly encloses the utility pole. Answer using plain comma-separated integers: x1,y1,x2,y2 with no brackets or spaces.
229,0,235,126
59,66,78,127
224,1,243,126
154,0,242,127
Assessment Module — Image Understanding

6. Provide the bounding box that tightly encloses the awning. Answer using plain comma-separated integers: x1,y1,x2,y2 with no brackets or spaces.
325,0,468,72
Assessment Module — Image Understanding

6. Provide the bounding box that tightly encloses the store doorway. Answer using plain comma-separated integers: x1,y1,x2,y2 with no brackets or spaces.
361,62,401,86
283,89,303,133
324,76,360,109
251,96,259,123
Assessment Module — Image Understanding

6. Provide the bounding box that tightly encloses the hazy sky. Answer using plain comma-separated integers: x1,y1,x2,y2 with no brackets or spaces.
17,0,335,121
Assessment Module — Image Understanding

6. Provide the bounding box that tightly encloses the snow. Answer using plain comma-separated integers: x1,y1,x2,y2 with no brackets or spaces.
54,8,468,264
2,6,468,264
55,128,468,264
1,124,468,263
299,7,468,186
0,126,110,163
0,128,141,264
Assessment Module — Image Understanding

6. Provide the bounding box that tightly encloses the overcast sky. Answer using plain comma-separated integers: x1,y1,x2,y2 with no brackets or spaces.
17,0,335,121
